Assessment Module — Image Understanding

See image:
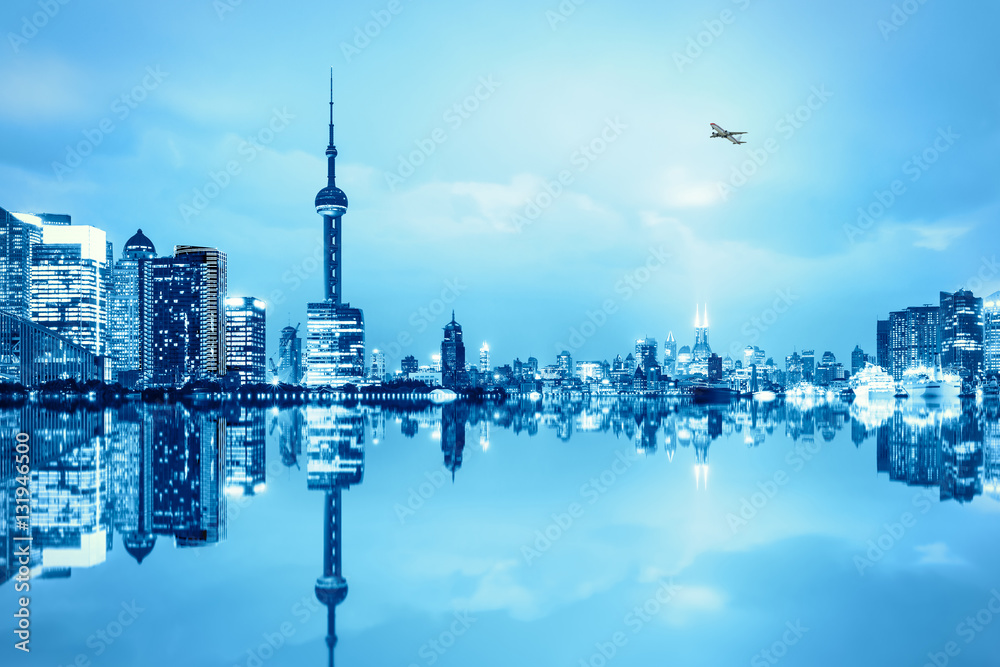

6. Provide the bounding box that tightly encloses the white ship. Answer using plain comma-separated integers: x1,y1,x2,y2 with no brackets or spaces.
901,357,961,399
848,364,896,401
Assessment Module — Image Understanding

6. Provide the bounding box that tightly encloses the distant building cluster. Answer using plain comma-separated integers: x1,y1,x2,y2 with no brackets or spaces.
877,289,990,381
389,306,806,395
0,207,266,388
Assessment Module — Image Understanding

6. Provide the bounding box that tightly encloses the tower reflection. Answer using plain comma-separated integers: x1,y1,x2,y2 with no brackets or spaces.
304,405,365,666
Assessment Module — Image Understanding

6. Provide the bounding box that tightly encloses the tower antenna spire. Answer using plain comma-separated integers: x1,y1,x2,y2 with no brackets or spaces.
328,67,336,151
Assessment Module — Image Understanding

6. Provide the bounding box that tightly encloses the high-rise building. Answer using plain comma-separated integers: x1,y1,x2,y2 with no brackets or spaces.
0,207,42,318
743,345,765,369
225,296,266,385
557,350,573,378
401,355,418,375
441,312,466,389
816,351,843,385
801,350,815,382
272,324,302,384
479,342,490,374
146,256,204,387
876,319,890,369
109,229,156,384
525,356,539,380
888,305,939,379
984,291,1000,375
30,224,109,355
708,353,722,381
575,361,604,383
692,305,712,361
939,289,984,379
305,72,366,387
851,345,866,375
369,349,386,382
635,338,658,372
174,246,227,378
785,351,802,385
304,304,365,385
663,331,677,375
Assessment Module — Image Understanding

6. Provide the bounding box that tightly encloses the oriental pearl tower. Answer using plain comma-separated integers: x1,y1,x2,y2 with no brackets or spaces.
304,70,365,385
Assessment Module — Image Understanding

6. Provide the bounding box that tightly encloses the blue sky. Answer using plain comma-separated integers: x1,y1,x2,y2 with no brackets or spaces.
2,0,998,369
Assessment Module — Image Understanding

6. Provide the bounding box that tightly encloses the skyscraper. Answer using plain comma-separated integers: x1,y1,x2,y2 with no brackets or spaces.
0,207,42,318
984,291,1000,375
441,312,466,389
888,305,939,379
401,354,418,375
635,338,658,372
225,296,267,385
557,350,573,378
109,229,156,384
851,345,866,375
939,289,984,379
369,348,385,382
692,305,712,361
876,319,890,369
801,350,815,382
30,224,109,355
273,324,302,384
663,331,677,376
305,72,366,387
146,256,204,387
479,342,490,374
174,246,227,378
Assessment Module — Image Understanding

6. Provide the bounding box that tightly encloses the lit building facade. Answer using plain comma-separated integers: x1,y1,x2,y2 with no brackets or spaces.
984,291,1000,375
663,331,677,376
888,305,940,379
225,296,266,385
174,246,227,378
304,304,365,385
635,338,658,372
146,256,219,387
109,229,156,384
441,312,466,389
0,207,42,319
0,309,101,384
939,289,984,378
692,305,711,359
274,324,302,384
479,342,490,374
30,224,109,355
369,348,386,382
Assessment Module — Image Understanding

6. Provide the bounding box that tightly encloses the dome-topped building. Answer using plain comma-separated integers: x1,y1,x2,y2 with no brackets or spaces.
123,228,157,260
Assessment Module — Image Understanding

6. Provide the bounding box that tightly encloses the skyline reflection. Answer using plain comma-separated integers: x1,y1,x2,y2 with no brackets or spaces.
1,396,997,663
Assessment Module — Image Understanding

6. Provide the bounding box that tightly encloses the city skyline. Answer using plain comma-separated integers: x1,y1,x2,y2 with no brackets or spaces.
1,1,997,369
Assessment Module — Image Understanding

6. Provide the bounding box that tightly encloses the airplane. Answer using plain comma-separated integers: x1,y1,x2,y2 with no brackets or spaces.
709,123,747,145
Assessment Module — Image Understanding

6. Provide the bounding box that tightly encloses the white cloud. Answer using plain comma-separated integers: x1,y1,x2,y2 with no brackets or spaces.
910,224,971,251
914,542,964,566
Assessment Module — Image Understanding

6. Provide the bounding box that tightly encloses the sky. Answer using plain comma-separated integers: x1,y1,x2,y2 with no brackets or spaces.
1,0,999,371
